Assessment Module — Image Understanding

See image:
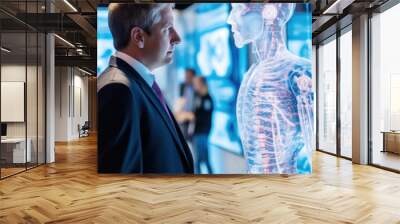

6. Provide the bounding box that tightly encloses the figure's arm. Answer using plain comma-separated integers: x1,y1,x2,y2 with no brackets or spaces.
98,84,143,173
179,84,184,97
288,65,314,153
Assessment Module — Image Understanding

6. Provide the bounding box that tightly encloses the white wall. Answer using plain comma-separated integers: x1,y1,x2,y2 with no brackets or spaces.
55,66,69,141
55,67,89,141
72,72,89,138
1,65,38,137
1,64,45,163
1,66,26,139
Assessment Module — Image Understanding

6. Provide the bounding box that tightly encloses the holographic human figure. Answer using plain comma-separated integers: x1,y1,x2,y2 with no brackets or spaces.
227,3,313,174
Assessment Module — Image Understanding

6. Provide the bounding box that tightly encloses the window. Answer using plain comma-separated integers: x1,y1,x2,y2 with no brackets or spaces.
0,1,46,179
339,29,352,158
317,37,337,154
371,3,400,171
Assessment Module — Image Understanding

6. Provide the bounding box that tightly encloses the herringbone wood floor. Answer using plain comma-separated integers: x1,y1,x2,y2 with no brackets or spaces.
1,135,400,224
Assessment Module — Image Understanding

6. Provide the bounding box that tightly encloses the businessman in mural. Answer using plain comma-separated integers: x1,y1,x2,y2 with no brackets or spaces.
97,3,194,173
227,3,314,174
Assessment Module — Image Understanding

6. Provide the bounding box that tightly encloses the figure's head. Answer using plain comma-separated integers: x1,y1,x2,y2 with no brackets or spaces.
193,76,208,95
108,3,181,70
184,68,196,84
227,3,295,48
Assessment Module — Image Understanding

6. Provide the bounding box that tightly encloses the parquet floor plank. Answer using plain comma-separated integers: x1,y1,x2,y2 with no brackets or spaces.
0,134,400,223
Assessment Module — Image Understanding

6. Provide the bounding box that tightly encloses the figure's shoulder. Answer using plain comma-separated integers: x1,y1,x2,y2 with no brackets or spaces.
256,51,311,73
283,53,312,83
286,53,312,70
97,66,138,93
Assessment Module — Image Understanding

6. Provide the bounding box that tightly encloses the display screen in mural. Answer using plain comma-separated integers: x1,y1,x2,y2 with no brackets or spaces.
97,3,313,174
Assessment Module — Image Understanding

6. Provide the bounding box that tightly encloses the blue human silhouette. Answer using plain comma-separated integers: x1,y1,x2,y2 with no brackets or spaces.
227,3,313,174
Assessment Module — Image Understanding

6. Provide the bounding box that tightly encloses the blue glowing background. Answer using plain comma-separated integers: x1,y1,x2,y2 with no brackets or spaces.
287,4,313,60
97,7,115,75
180,3,246,157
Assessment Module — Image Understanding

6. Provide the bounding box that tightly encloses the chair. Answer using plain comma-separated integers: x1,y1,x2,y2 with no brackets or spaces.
78,121,90,138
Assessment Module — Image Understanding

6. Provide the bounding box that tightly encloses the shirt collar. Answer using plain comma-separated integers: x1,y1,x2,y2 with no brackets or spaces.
114,51,155,87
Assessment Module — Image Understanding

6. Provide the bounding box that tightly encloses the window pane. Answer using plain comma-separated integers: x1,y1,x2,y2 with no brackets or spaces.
27,31,38,169
318,38,337,154
1,11,28,177
38,32,45,165
371,3,400,171
340,29,352,158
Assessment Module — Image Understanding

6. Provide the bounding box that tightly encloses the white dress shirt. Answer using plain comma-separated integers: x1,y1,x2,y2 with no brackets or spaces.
114,51,155,87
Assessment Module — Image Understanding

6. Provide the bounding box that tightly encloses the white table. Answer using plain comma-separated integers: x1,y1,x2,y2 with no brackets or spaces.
1,138,31,163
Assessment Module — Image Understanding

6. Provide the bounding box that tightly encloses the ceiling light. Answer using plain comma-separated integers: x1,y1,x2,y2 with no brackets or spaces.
1,47,11,53
76,48,85,55
322,0,355,15
54,34,75,48
322,0,342,14
78,67,92,76
63,0,78,12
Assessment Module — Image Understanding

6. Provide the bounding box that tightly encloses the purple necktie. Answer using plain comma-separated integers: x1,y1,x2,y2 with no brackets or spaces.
152,81,173,121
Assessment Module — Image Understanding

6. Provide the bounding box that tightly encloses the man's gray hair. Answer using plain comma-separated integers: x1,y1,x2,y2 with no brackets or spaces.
108,3,175,50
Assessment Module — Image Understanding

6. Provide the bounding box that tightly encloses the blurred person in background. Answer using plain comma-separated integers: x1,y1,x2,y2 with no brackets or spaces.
177,68,196,141
189,76,214,174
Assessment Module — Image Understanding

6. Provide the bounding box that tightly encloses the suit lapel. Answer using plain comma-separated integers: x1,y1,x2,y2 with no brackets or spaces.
109,57,192,169
166,105,194,171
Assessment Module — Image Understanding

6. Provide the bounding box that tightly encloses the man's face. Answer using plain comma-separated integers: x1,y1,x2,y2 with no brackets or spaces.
227,3,264,48
144,7,181,70
193,77,203,93
185,71,194,84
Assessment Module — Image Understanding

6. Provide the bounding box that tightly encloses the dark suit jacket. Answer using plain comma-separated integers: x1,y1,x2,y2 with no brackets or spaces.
179,83,185,97
97,56,194,174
